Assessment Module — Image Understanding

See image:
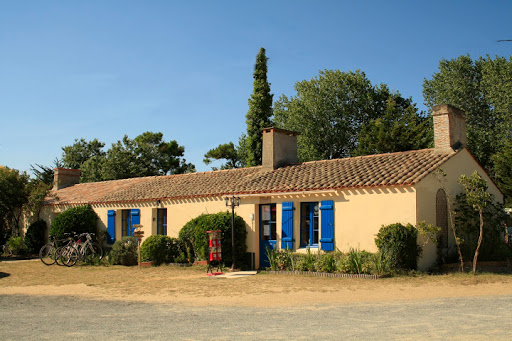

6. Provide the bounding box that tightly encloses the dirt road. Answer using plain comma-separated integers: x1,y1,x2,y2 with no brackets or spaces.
1,260,512,340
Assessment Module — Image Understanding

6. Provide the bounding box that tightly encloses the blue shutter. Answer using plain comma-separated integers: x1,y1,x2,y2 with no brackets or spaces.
281,202,294,250
107,210,116,244
130,209,140,237
319,200,334,251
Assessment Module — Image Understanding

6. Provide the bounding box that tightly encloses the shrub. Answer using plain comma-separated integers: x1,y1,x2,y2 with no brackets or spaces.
24,219,47,254
179,211,247,267
7,236,26,255
375,223,420,270
109,237,138,266
49,205,99,240
140,235,185,265
316,252,337,273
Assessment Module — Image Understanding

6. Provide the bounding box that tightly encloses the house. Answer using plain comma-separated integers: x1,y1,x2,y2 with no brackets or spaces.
39,104,503,270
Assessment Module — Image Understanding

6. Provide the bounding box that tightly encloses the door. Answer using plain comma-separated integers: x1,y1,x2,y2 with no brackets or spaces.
259,203,277,269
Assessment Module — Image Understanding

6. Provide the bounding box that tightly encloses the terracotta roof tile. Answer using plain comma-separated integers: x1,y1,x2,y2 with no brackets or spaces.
46,148,456,205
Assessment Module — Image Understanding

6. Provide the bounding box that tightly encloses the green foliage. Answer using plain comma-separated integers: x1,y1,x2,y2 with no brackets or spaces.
30,159,62,185
265,249,390,275
0,167,29,235
375,223,420,270
49,205,99,240
62,138,106,170
355,97,433,156
26,181,52,217
179,212,247,267
274,69,424,162
109,237,138,266
458,172,491,212
416,220,441,246
24,219,47,254
316,251,337,273
423,55,512,172
203,142,245,170
140,235,185,265
245,47,273,166
61,133,195,183
7,235,26,255
454,191,507,261
492,140,512,207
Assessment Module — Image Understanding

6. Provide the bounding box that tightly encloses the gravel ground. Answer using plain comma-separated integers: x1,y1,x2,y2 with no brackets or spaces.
1,294,512,340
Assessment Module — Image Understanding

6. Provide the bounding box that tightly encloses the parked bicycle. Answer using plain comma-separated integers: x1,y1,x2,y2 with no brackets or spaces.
39,235,64,265
58,232,103,267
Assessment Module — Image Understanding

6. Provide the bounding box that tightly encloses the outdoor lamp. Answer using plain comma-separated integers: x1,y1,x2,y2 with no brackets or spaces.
224,195,240,270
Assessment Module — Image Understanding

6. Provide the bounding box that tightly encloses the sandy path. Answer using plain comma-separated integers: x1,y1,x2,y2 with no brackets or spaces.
1,260,512,307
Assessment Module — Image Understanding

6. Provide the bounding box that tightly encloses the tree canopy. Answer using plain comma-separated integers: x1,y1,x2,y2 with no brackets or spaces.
274,69,431,161
0,167,29,235
61,132,195,182
203,142,243,170
61,138,106,170
423,55,512,171
245,47,273,166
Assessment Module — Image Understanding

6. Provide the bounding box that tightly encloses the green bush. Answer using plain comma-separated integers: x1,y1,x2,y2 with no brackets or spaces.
24,219,47,254
179,211,247,267
109,237,138,266
49,205,99,240
7,236,26,255
316,252,337,273
375,223,420,270
140,235,185,265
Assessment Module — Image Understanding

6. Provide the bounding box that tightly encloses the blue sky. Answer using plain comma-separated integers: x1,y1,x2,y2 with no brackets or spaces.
1,1,511,174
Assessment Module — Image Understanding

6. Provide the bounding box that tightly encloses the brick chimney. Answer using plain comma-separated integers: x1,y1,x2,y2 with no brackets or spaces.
432,104,467,152
53,168,81,190
262,127,298,171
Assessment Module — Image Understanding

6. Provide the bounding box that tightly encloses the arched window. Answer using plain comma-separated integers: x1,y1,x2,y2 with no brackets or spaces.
436,189,449,250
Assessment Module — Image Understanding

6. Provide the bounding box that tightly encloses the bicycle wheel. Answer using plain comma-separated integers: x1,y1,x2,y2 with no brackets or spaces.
39,245,56,265
54,247,66,266
91,243,104,260
60,246,79,267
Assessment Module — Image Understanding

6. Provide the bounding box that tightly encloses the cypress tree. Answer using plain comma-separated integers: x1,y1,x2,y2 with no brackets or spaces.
245,48,273,166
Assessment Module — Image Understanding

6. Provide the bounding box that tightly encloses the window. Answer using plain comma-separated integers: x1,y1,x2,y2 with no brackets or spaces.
436,189,449,249
157,208,167,235
301,202,319,247
260,204,277,241
121,209,131,237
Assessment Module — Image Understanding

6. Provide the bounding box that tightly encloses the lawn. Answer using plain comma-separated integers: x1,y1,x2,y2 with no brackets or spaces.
1,260,512,307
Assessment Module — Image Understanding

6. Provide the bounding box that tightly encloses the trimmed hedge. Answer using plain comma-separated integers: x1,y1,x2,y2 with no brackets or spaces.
179,211,247,267
375,223,420,270
49,205,98,240
24,219,47,254
140,235,186,265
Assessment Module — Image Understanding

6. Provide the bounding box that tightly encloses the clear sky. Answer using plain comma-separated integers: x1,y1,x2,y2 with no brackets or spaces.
1,1,511,174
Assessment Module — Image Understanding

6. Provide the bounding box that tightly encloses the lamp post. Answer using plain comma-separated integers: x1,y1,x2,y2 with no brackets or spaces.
225,195,240,270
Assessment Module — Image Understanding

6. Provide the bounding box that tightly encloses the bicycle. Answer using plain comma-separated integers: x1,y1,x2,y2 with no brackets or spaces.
39,236,62,265
59,233,103,267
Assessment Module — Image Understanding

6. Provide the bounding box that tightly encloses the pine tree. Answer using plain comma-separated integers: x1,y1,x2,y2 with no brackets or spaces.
245,48,273,166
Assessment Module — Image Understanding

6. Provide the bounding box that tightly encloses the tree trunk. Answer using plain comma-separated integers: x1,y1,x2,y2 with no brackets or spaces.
473,209,484,275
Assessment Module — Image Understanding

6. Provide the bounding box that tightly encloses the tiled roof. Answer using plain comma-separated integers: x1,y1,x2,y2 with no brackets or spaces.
46,148,457,205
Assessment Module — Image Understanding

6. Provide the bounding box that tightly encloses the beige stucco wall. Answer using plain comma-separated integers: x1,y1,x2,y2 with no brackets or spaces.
415,149,503,270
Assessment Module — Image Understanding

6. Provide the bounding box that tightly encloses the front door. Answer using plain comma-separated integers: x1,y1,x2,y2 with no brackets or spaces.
259,204,277,269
